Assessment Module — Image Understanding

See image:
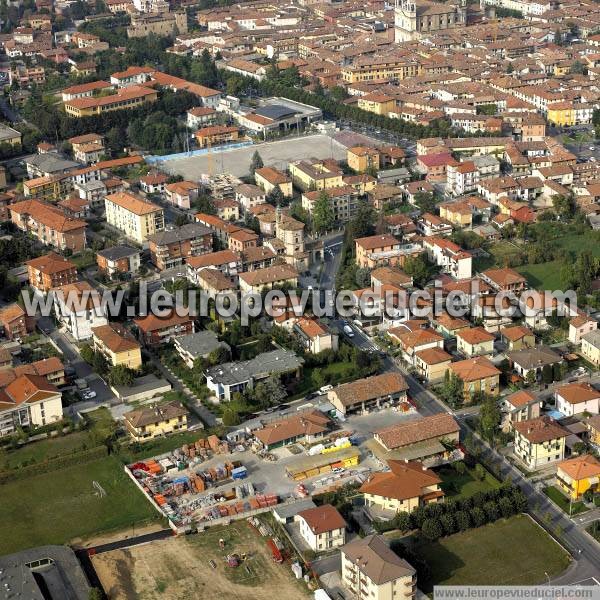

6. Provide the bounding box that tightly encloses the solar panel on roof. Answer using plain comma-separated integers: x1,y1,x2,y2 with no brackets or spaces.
255,104,296,120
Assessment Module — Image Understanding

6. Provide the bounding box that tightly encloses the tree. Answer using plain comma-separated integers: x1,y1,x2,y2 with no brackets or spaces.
499,496,514,518
440,513,456,535
470,507,487,527
208,345,230,366
312,191,335,233
525,370,537,386
438,371,464,407
541,364,554,384
267,185,285,207
249,150,264,177
413,192,437,214
512,490,528,512
222,407,241,426
404,254,435,288
478,395,501,441
474,464,487,481
421,518,443,540
483,500,499,521
108,365,135,387
453,461,466,475
455,510,470,531
394,511,412,531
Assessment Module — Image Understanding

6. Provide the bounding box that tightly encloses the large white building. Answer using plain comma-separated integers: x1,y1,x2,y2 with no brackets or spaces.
52,281,108,341
104,192,164,245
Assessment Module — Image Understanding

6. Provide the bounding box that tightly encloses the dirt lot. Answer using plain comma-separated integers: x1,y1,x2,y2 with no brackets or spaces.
92,521,311,600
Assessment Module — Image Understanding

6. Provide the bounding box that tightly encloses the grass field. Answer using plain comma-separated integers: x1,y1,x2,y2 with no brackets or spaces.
92,520,311,599
436,465,500,499
407,515,570,591
0,431,94,470
543,486,588,516
0,456,159,555
517,260,563,290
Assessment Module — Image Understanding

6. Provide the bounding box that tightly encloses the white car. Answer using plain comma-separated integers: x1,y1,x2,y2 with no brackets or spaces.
82,390,97,400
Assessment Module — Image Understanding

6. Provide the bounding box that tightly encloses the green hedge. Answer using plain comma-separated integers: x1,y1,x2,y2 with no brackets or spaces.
0,445,108,484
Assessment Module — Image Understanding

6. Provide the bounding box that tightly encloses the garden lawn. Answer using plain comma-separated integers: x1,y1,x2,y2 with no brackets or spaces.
543,486,588,515
409,514,570,592
517,261,563,290
436,465,500,499
0,456,159,555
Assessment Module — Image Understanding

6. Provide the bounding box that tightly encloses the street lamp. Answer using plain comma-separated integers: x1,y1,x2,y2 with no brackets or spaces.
544,571,550,585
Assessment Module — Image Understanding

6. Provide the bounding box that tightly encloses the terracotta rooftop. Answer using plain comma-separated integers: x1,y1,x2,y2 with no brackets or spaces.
513,416,568,444
330,372,408,408
375,413,459,450
298,503,346,535
253,409,330,447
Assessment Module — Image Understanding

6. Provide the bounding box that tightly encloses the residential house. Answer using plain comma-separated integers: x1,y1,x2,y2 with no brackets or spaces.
341,535,416,600
347,146,380,173
480,267,527,293
148,223,212,271
422,237,472,280
0,304,29,341
449,356,501,401
327,372,408,416
390,326,444,367
0,374,63,437
92,322,142,370
197,268,236,300
255,167,293,198
134,310,195,346
228,228,259,253
555,382,600,417
104,192,165,244
414,347,453,383
165,181,198,210
123,400,188,442
513,416,568,469
569,314,598,345
187,106,217,129
501,390,541,431
139,173,168,195
96,246,141,277
205,348,303,401
456,327,495,357
556,454,600,500
507,346,562,380
581,330,600,366
374,413,460,466
195,125,239,148
293,317,338,354
238,263,298,294
174,330,231,368
186,249,242,284
235,184,266,213
51,281,108,341
252,410,330,450
500,325,535,350
297,504,346,552
360,460,444,514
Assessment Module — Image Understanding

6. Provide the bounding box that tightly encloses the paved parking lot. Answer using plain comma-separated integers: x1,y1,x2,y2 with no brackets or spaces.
159,134,348,179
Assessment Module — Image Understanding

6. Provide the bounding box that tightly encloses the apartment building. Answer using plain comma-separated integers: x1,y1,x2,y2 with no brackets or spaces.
289,159,343,191
0,304,28,341
449,356,501,401
104,192,165,244
0,374,63,437
10,200,87,252
148,223,212,270
302,186,361,223
194,125,239,148
124,400,188,442
23,174,73,202
422,237,472,280
64,85,158,117
134,310,195,346
92,322,142,370
26,253,78,294
255,166,293,197
52,281,108,341
96,245,141,277
341,535,416,600
238,263,298,294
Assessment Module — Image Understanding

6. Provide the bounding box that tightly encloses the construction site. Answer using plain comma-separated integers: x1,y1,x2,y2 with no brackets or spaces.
92,518,313,600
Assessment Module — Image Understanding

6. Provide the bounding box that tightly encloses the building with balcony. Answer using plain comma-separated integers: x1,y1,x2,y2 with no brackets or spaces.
341,534,416,600
148,223,212,271
123,400,188,442
92,322,142,370
134,310,195,346
104,192,164,244
513,416,568,469
296,504,346,552
26,253,78,294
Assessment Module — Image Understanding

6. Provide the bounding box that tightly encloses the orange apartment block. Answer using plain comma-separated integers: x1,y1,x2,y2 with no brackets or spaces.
10,200,87,252
26,252,78,293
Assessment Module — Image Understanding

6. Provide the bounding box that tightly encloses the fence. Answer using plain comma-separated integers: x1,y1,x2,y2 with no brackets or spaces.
144,141,254,164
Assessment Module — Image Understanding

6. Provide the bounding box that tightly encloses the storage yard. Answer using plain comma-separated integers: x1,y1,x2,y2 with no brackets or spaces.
92,519,311,599
126,429,369,530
